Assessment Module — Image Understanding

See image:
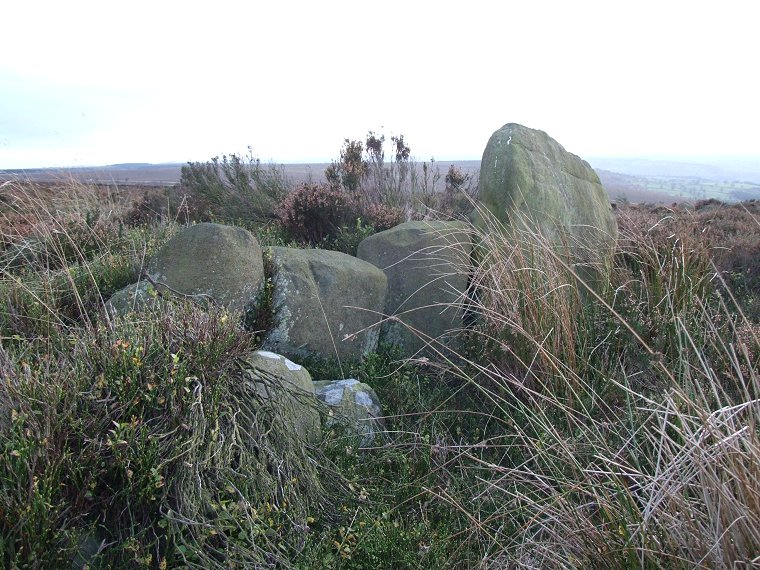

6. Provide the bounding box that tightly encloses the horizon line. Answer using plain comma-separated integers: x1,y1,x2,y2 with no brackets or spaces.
4,152,760,172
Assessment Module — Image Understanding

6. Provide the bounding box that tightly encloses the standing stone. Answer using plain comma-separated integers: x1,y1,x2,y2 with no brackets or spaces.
357,221,472,356
145,222,265,314
478,123,618,288
263,247,387,361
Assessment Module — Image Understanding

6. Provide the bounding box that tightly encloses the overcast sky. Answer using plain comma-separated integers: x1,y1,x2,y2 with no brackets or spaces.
1,0,758,168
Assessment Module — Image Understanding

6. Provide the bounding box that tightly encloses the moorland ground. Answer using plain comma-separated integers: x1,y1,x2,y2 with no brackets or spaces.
1,148,759,568
4,154,759,204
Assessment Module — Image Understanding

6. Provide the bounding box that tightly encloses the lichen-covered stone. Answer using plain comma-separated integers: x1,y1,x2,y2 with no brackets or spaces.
357,221,472,356
239,350,321,443
146,222,264,314
314,378,384,445
105,281,161,316
263,247,387,361
478,123,618,288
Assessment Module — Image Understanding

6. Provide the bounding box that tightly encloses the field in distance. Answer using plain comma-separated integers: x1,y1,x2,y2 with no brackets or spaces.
2,157,758,204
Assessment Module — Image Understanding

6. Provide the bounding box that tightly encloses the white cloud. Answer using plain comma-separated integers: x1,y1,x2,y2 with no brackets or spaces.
2,0,758,168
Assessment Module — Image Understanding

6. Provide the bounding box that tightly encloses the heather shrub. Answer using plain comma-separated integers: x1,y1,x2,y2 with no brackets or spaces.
361,202,403,232
277,183,360,244
439,164,478,218
325,139,367,194
180,149,289,223
122,186,190,227
324,130,477,220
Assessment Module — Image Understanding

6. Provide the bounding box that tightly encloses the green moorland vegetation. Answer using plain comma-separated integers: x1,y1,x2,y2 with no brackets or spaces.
1,134,759,569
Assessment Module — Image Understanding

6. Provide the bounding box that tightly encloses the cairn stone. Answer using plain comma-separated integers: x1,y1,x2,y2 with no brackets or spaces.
105,281,161,316
314,379,385,445
357,221,472,356
145,222,265,314
239,350,321,443
263,247,387,361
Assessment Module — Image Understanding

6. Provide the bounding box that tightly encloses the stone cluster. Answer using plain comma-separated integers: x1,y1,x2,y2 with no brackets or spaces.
106,123,618,444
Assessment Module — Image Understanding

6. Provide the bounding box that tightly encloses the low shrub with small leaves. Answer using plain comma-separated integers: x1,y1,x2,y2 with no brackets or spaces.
361,202,403,232
277,183,360,245
0,302,336,569
180,149,290,223
321,218,377,256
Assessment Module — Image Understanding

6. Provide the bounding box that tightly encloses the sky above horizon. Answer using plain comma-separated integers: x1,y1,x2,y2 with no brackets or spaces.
1,0,758,169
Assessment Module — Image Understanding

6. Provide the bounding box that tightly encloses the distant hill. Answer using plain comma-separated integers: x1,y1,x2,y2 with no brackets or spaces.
0,163,184,186
2,156,758,204
588,156,760,185
589,157,760,203
596,170,681,204
106,163,156,169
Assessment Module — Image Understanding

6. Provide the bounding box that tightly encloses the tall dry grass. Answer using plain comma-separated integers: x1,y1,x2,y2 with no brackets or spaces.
1,181,134,342
428,200,760,568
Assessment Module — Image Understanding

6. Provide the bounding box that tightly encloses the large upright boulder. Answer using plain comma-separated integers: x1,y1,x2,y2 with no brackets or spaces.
263,247,387,361
145,223,265,314
478,123,618,287
357,221,472,356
